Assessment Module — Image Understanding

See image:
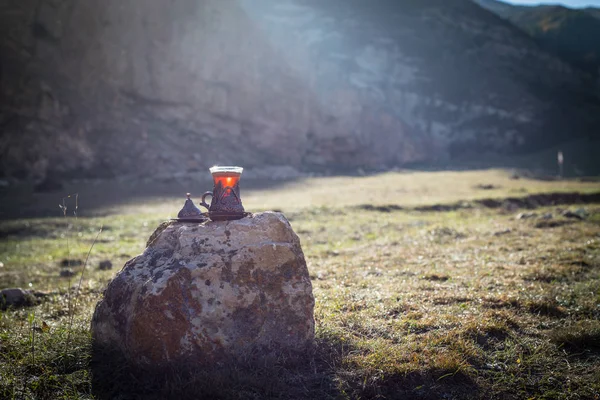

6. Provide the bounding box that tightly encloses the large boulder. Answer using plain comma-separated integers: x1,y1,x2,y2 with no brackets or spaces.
91,212,314,367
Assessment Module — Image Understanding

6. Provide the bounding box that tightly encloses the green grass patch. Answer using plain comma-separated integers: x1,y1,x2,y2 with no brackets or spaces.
1,170,600,398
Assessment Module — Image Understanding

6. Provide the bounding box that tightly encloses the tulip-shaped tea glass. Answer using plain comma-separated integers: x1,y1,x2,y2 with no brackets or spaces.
200,166,246,220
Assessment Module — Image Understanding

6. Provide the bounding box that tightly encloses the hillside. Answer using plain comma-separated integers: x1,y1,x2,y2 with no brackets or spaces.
1,0,599,182
475,0,600,76
586,7,600,19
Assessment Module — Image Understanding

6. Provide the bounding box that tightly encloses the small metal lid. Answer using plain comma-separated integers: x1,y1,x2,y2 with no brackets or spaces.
177,193,204,219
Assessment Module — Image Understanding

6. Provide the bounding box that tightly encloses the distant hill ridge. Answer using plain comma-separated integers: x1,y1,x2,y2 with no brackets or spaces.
1,0,599,181
474,0,600,76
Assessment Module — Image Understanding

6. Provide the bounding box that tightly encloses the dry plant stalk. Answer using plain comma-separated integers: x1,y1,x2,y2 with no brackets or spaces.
59,193,103,347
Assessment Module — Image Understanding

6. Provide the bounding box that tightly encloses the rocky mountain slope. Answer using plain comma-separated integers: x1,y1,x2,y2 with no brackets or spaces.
1,0,599,181
586,7,600,19
475,0,600,76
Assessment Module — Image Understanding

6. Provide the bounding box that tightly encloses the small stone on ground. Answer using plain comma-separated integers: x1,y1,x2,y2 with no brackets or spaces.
60,269,76,277
99,260,113,270
0,288,37,309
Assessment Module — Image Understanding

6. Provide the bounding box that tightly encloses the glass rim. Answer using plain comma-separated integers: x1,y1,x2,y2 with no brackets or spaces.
209,166,243,174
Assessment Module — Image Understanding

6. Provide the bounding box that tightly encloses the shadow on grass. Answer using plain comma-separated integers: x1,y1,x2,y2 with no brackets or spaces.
549,320,600,355
0,175,302,220
2,165,600,221
90,340,339,400
90,336,482,400
482,297,567,318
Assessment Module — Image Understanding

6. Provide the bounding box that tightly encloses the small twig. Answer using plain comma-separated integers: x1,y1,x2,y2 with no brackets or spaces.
60,193,78,322
31,326,35,364
66,225,103,344
60,193,78,219
28,312,36,364
60,197,72,324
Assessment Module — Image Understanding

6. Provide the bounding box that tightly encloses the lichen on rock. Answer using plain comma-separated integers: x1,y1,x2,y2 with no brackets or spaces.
91,212,315,367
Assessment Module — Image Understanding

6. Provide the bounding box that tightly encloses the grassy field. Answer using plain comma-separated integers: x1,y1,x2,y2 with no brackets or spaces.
1,169,599,399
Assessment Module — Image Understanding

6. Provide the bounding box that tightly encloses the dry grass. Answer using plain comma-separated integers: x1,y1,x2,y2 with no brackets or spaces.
1,169,599,399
